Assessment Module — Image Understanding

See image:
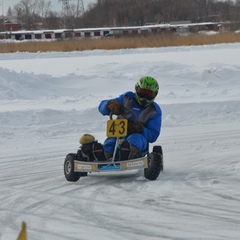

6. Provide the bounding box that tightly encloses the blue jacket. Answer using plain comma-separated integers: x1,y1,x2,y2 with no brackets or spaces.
98,91,162,143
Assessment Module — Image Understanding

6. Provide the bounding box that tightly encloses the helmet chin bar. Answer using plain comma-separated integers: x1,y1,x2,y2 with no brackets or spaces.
139,98,150,107
134,92,152,107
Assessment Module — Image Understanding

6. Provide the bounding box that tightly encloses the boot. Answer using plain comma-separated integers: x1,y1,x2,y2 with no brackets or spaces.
105,152,112,160
119,140,131,160
128,145,140,159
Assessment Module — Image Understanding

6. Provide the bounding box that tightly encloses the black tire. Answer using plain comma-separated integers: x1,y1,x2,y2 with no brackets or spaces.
64,154,82,182
153,145,164,172
144,152,163,181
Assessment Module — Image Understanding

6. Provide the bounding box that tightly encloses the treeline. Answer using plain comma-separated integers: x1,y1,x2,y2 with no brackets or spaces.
5,0,240,30
82,0,240,28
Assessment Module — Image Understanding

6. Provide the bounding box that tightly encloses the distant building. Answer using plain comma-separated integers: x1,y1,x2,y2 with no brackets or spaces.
0,17,22,31
0,21,229,41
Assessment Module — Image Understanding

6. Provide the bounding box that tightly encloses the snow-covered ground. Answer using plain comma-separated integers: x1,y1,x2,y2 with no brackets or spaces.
0,43,240,240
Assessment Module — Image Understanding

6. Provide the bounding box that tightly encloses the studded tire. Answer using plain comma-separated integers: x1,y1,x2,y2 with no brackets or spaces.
144,146,163,181
64,154,82,182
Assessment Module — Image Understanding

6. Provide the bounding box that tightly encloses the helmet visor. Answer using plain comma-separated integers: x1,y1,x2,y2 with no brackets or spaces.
136,87,157,101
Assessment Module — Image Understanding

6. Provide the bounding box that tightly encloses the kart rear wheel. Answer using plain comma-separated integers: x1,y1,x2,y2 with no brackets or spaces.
144,152,163,181
64,154,82,182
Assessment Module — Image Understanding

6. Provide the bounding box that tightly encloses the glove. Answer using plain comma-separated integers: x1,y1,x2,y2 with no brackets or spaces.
107,100,125,115
127,121,144,134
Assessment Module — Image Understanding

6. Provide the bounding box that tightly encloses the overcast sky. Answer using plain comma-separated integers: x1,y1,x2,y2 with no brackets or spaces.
1,0,97,14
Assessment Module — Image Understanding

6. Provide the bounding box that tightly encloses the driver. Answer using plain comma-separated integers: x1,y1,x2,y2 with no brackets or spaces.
93,76,162,161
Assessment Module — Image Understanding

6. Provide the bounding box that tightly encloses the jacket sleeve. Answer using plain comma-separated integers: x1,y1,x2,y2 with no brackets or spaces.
142,105,162,143
98,100,111,115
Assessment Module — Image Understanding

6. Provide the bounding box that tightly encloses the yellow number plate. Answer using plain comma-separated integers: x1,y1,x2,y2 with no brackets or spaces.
106,119,128,137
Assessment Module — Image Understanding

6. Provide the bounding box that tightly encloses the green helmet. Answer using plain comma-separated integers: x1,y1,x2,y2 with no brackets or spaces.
135,76,159,107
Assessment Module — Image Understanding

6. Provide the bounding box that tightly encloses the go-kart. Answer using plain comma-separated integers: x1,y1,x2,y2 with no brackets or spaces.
64,107,163,182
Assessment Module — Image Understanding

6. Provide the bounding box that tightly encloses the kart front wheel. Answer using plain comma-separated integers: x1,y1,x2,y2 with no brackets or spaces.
64,154,82,182
144,152,163,181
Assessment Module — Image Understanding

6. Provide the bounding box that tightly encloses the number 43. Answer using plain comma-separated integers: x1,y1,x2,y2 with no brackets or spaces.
106,119,128,137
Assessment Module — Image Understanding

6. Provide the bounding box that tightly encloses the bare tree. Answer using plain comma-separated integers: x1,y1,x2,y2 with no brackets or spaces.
7,7,13,16
13,0,39,29
44,11,61,29
37,0,52,18
6,0,240,30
